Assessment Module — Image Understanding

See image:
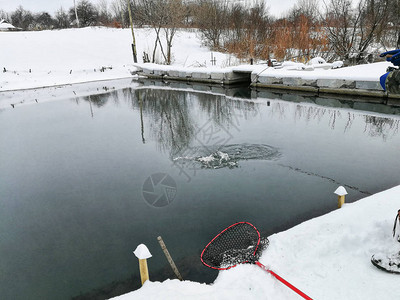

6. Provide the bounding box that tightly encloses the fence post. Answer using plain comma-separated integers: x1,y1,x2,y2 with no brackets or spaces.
334,186,348,208
134,244,152,285
157,236,183,281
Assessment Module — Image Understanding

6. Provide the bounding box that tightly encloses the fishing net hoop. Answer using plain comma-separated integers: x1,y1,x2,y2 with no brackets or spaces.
201,222,269,270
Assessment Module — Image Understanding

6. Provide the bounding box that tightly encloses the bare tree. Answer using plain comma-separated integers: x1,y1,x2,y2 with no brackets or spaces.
228,4,245,41
133,0,170,63
376,0,399,48
323,0,364,60
34,12,54,30
0,10,10,23
277,0,328,61
247,1,272,58
163,0,186,64
69,0,99,27
389,0,400,48
110,0,126,27
194,0,230,49
11,6,34,30
355,0,389,60
55,7,70,29
323,0,389,63
97,0,111,25
293,0,319,21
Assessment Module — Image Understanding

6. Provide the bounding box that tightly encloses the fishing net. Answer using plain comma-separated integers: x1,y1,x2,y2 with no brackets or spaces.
201,222,269,270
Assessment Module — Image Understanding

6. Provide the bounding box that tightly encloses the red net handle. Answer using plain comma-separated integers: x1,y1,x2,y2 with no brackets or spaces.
255,261,313,300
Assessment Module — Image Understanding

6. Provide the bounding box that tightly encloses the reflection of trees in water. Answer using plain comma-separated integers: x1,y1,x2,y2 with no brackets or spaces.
127,88,261,156
296,105,326,123
343,112,356,133
78,90,120,117
79,87,399,147
364,116,400,141
132,88,195,155
294,105,351,131
272,101,399,139
82,91,117,108
195,92,259,128
269,101,287,120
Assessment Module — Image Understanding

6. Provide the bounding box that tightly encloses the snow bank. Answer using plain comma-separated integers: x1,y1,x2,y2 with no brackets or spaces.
257,60,390,82
1,27,390,93
0,27,238,92
113,186,400,300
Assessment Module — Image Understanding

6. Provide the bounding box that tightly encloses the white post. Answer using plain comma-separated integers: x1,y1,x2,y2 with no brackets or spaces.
334,186,348,208
134,244,152,285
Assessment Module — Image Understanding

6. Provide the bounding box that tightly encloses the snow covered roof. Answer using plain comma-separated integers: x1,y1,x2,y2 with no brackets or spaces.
0,19,21,31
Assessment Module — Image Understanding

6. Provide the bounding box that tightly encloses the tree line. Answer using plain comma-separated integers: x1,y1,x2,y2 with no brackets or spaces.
0,0,111,30
191,0,399,64
1,0,399,64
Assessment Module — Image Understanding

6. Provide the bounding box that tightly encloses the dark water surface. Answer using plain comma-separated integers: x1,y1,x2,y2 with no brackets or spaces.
1,80,400,299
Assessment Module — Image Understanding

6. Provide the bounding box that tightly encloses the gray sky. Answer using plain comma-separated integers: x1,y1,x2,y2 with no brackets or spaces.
0,0,299,17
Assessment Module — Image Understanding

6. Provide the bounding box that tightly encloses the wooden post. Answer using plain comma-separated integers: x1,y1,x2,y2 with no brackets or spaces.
127,0,138,63
337,195,345,208
138,259,149,285
210,52,216,66
334,186,348,209
133,244,152,286
157,236,183,281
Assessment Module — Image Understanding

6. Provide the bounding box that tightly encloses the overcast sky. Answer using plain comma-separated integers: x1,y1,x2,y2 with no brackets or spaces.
0,0,299,17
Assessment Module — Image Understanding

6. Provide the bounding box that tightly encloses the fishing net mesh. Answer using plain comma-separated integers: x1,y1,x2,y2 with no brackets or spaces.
201,222,269,269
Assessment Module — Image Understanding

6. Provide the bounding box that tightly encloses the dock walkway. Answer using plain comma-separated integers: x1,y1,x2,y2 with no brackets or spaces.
134,63,400,100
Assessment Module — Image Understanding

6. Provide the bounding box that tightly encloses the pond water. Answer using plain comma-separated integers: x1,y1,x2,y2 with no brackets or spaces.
1,80,400,299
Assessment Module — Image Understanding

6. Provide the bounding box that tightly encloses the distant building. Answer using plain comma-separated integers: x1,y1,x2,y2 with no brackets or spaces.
0,19,22,31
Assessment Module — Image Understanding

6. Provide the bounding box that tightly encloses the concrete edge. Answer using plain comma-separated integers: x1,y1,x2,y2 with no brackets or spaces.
253,82,397,99
138,71,400,100
138,72,249,85
253,83,319,93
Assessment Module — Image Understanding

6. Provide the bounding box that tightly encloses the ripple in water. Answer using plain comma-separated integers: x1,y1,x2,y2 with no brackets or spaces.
173,144,280,169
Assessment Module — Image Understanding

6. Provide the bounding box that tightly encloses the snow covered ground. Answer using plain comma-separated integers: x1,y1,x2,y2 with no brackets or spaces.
0,27,237,92
0,26,391,93
257,60,390,82
2,27,399,299
115,186,400,300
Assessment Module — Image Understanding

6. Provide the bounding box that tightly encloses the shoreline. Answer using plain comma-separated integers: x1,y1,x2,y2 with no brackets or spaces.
112,184,400,300
135,62,400,101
